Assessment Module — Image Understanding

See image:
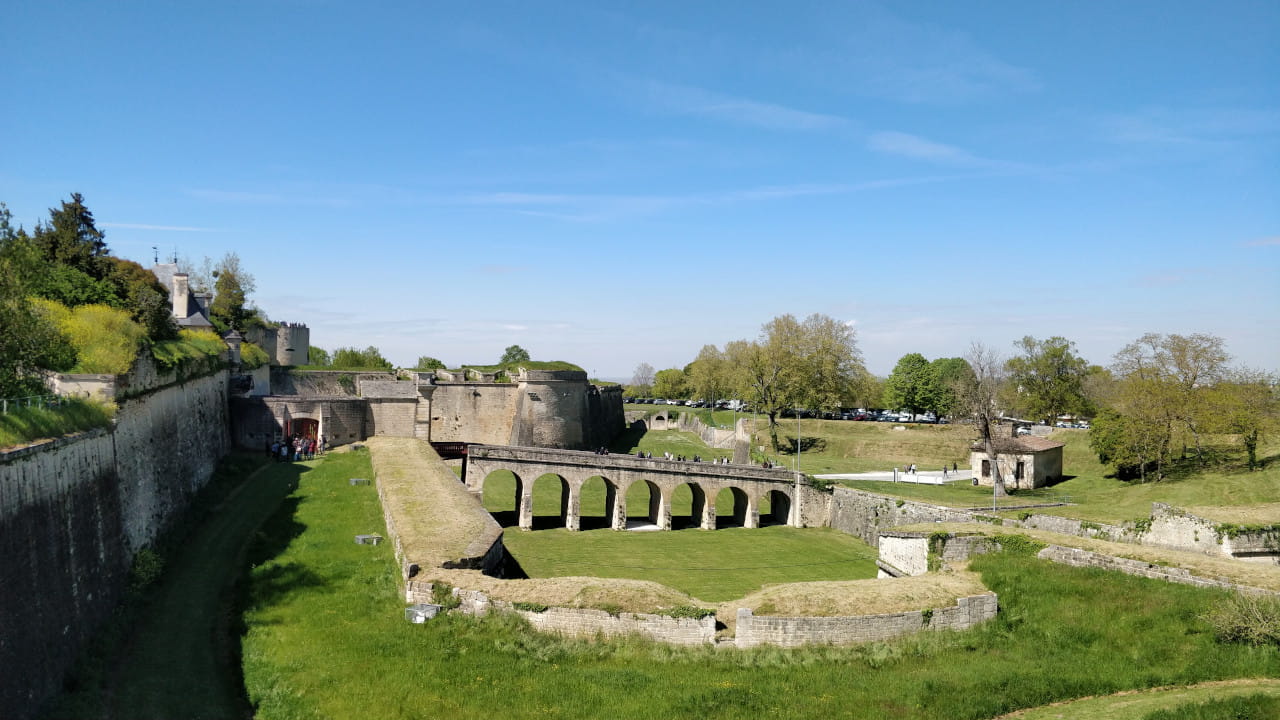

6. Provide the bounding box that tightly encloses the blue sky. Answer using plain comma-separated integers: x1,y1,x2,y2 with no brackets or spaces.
3,1,1277,379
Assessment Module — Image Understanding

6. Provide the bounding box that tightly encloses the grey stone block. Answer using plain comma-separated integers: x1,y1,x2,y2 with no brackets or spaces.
406,603,443,623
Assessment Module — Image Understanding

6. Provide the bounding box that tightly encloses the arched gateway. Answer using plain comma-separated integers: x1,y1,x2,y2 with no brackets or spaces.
465,444,802,532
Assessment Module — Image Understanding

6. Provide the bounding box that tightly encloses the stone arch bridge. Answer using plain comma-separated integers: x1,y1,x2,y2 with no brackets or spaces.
464,444,802,532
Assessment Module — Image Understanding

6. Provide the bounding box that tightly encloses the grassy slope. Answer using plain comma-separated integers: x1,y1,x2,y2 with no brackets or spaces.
239,457,1280,719
0,398,114,450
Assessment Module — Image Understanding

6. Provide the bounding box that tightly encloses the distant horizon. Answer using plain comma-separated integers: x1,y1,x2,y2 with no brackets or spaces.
3,1,1275,377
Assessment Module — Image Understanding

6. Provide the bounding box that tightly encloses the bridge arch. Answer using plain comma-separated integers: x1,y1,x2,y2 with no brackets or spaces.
714,486,754,529
669,482,710,530
623,479,667,530
569,475,617,531
761,488,793,527
522,473,570,530
478,469,523,528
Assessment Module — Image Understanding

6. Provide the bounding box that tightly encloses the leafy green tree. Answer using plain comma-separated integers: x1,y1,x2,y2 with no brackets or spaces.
930,357,972,417
687,345,729,403
1112,333,1229,468
793,313,864,413
0,241,76,396
308,347,332,367
210,253,255,331
501,344,531,365
31,193,108,277
331,346,394,370
414,356,446,371
1208,369,1278,471
884,353,940,417
652,368,688,399
724,313,863,451
1005,336,1091,424
103,256,178,340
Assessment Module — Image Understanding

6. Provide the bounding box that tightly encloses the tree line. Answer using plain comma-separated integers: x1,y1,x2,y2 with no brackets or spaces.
628,318,1277,482
0,194,269,397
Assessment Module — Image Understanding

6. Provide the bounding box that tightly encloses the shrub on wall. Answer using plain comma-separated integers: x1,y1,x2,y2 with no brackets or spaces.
240,341,270,369
151,329,226,371
34,299,144,374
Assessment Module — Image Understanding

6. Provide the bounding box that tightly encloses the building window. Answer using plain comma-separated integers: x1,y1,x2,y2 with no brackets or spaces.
1015,461,1025,480
981,459,991,478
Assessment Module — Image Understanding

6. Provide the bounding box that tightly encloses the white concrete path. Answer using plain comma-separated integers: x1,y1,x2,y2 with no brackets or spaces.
813,469,973,486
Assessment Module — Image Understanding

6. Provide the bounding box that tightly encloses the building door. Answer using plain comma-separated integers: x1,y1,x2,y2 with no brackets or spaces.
289,418,319,441
981,459,991,478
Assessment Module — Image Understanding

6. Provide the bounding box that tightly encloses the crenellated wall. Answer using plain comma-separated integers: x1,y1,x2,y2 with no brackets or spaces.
0,365,230,720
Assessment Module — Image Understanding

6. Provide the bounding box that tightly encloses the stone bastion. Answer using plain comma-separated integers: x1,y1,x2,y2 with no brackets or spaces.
364,437,999,648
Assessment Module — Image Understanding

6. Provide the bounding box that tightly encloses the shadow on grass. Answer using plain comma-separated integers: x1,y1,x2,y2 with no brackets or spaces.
608,420,649,453
781,436,827,455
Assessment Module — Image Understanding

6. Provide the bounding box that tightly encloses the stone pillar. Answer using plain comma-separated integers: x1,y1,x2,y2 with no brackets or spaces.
700,492,717,530
518,482,533,531
656,486,671,531
611,489,627,531
565,483,581,532
745,494,760,529
736,608,755,649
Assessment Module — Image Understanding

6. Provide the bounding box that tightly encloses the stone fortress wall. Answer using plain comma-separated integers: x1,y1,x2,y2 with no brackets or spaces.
230,368,625,452
0,355,230,720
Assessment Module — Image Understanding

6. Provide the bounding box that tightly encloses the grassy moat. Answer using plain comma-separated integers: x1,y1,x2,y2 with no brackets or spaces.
41,423,1280,719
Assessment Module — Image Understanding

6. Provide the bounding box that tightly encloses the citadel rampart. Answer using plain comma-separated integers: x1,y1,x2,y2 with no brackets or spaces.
0,356,230,720
231,368,624,451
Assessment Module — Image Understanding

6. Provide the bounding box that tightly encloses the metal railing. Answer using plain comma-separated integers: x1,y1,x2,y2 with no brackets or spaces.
1,394,66,415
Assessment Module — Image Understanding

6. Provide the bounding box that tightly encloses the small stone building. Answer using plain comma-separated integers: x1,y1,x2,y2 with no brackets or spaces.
969,434,1065,490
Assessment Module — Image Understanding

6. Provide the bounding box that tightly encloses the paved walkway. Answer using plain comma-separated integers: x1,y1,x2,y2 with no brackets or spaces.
814,469,974,486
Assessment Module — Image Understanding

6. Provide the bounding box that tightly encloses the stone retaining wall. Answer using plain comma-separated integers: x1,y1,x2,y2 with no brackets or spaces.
412,585,717,645
735,593,998,648
0,366,229,720
828,487,972,546
1036,545,1280,596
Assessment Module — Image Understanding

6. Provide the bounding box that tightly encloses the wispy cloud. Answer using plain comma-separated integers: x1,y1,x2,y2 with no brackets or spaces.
1244,236,1280,247
809,6,1040,103
100,222,216,232
1099,107,1280,146
867,131,977,164
639,80,846,131
430,175,974,222
186,187,355,208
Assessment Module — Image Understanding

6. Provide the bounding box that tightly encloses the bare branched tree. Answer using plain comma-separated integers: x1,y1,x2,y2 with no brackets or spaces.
957,341,1009,497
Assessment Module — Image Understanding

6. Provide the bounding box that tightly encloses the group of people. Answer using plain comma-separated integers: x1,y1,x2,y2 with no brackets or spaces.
268,435,326,462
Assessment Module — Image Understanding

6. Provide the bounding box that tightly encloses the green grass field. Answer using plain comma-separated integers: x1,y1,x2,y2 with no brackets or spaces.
234,450,1280,719
501,526,878,601
691,414,1280,525
45,448,1280,720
